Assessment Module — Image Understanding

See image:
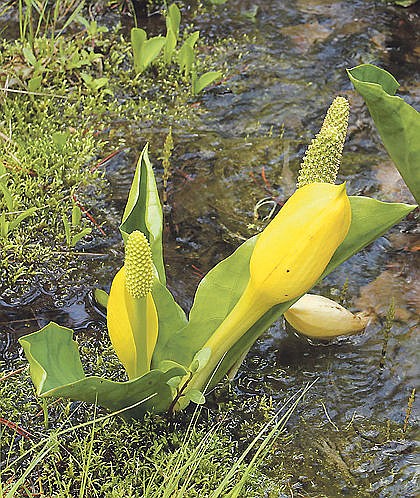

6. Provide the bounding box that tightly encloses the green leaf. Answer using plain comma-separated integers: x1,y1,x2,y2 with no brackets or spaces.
192,71,222,94
189,347,212,373
178,43,195,77
120,144,166,284
164,3,181,64
8,207,37,232
167,3,181,35
184,389,205,405
0,181,15,211
185,31,200,48
19,323,185,418
22,46,37,66
71,227,91,247
131,28,147,74
158,237,255,367
140,37,166,71
323,196,416,274
94,288,109,309
150,279,188,368
394,0,418,6
28,76,42,92
348,64,420,203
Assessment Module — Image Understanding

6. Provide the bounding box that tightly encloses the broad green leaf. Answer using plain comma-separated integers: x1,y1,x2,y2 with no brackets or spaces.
163,196,414,382
348,64,420,203
19,322,185,418
323,196,416,274
131,28,147,74
150,279,188,369
192,71,222,94
120,144,166,284
157,237,255,366
140,36,166,70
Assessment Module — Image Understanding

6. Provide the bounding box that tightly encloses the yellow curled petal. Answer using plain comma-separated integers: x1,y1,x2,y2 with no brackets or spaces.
284,293,369,339
107,267,158,379
249,182,351,306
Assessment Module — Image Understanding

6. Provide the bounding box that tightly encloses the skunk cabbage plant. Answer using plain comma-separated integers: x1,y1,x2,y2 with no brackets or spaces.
19,65,418,418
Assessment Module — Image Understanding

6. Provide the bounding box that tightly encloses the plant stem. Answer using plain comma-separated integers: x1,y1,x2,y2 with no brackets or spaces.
187,284,267,393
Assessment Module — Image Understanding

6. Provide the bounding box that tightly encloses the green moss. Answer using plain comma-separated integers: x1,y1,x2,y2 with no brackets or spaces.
0,3,232,292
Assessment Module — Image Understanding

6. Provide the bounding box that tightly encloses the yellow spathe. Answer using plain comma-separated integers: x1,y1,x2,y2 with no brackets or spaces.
107,267,158,379
187,182,352,393
249,182,351,306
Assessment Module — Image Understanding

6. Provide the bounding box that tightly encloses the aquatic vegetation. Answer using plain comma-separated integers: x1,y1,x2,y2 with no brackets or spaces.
130,3,222,93
19,68,418,417
0,0,230,289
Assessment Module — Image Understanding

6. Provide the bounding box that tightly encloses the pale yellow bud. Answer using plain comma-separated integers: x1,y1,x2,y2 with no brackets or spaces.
284,293,369,339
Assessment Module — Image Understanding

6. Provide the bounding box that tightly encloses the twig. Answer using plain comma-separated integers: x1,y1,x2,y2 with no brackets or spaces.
0,87,69,99
0,417,33,439
89,149,122,173
72,194,106,236
0,366,26,382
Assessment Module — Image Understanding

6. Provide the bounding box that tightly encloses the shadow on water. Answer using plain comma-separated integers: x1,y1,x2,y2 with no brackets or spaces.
1,0,419,495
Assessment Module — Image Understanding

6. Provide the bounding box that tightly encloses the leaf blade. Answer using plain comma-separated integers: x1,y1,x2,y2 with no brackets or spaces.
120,144,166,283
348,64,420,203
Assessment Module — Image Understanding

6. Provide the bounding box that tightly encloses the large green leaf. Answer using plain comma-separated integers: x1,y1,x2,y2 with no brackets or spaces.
347,64,420,203
162,196,414,382
120,144,166,284
150,279,189,369
19,323,185,418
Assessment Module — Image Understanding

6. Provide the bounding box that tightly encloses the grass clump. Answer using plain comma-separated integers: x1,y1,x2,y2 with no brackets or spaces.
0,356,304,497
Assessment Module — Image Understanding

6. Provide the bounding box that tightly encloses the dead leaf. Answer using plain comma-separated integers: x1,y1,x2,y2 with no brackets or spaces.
356,268,419,322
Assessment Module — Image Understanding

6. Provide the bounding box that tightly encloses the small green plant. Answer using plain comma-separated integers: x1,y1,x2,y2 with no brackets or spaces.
161,127,174,205
62,205,92,248
130,3,222,93
131,27,166,75
19,66,419,418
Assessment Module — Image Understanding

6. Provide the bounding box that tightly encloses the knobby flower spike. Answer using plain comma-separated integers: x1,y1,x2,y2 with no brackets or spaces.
107,230,158,379
284,294,369,340
297,96,349,188
186,182,352,393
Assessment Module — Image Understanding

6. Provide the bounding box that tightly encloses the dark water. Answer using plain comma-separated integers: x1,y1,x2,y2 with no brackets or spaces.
1,0,419,496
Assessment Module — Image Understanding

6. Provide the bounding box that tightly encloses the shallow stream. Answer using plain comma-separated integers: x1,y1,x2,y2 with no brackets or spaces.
1,0,419,496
